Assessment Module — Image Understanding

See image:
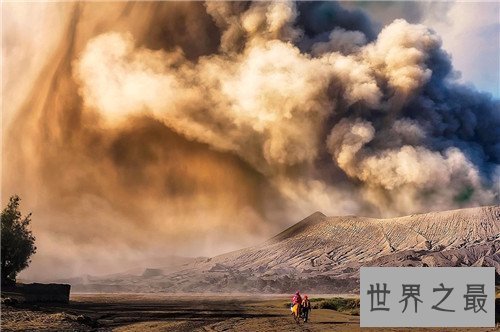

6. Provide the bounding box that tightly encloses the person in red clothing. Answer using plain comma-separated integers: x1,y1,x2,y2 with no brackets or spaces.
291,290,302,320
292,290,302,305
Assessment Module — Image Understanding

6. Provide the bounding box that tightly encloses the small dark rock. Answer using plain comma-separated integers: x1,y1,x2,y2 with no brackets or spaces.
76,314,98,328
3,297,18,306
61,314,74,322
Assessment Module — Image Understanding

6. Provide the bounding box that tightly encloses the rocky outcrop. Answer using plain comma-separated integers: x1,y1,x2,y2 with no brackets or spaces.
142,268,164,278
2,283,71,303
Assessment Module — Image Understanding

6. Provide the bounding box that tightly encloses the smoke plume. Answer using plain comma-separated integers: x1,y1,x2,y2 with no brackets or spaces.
2,1,498,279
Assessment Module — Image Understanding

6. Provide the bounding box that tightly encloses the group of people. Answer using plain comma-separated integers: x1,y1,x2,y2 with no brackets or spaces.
290,291,311,323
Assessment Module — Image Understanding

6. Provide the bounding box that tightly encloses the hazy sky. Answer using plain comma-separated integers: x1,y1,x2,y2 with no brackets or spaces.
346,1,499,97
2,1,499,280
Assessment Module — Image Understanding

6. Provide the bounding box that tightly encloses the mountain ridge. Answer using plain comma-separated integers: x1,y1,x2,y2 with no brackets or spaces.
65,205,499,293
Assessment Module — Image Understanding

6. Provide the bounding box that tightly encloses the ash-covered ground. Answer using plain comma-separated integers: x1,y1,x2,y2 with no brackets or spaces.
2,293,499,332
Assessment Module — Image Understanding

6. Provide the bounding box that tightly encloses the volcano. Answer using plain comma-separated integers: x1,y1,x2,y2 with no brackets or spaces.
66,206,499,293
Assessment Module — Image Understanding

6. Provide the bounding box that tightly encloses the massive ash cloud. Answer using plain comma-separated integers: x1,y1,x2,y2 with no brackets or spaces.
2,1,499,278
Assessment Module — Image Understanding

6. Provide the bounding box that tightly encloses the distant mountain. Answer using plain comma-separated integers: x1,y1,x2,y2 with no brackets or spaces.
68,206,500,293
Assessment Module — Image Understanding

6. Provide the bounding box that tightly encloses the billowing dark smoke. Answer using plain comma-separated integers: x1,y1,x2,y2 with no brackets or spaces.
2,1,498,279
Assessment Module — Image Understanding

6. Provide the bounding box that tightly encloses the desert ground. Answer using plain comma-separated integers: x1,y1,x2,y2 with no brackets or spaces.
2,293,498,332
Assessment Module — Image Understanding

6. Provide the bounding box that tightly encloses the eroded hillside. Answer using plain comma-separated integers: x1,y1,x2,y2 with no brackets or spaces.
68,206,500,293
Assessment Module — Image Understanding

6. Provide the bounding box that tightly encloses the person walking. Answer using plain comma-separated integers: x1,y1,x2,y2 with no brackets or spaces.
291,291,302,323
301,295,311,322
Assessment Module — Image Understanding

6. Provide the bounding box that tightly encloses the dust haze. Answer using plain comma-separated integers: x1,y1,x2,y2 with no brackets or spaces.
2,1,499,280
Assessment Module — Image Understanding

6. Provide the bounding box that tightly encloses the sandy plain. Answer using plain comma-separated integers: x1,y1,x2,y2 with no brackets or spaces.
2,293,498,331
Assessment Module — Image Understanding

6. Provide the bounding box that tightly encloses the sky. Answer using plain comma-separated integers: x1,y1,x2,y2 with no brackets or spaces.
1,1,499,280
346,1,499,98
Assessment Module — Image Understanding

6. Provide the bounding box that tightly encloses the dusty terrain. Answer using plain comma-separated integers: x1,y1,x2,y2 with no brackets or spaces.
64,206,500,293
4,206,498,330
2,293,498,332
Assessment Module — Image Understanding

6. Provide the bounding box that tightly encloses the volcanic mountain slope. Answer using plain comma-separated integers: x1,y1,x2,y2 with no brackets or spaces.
70,206,499,293
207,205,499,273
